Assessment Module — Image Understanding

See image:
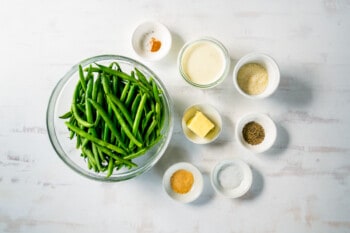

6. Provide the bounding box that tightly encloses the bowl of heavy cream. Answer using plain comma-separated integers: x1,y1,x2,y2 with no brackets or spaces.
178,37,230,88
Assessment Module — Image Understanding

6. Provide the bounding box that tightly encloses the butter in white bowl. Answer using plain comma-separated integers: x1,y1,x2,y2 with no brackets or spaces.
181,104,222,144
186,110,215,138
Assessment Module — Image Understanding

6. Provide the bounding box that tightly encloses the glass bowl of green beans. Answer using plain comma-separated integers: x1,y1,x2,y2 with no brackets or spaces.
47,55,174,182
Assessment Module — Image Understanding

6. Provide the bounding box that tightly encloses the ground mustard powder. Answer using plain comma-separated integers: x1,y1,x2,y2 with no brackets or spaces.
237,63,268,95
170,169,194,194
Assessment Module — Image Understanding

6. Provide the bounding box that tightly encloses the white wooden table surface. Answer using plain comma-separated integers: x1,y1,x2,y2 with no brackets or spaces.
1,0,350,232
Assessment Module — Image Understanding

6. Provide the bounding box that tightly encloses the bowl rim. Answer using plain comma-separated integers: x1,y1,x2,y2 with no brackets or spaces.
46,54,174,182
232,52,280,99
178,37,231,89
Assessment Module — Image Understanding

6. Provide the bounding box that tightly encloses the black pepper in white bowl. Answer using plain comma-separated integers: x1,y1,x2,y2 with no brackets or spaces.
235,113,277,153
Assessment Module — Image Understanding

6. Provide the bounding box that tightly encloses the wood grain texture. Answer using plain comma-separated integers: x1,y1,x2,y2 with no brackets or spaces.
0,0,349,232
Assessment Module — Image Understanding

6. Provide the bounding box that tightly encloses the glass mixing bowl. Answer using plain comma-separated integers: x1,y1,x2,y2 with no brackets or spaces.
46,55,174,182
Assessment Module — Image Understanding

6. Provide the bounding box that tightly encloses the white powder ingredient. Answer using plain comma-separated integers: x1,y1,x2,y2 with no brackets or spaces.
218,164,243,190
237,63,268,95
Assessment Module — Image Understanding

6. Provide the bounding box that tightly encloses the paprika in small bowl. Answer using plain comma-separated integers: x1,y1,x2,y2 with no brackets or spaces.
131,21,172,61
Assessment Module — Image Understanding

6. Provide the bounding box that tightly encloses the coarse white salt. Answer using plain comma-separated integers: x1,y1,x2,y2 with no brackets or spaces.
218,164,243,190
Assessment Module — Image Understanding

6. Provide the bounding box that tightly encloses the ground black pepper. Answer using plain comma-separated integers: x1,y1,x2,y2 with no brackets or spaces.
242,121,265,145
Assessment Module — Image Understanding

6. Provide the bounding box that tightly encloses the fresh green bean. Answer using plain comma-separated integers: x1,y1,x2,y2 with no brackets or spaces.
96,145,106,163
69,129,75,139
59,111,72,119
106,158,114,178
101,74,111,94
76,133,82,149
85,65,93,82
72,82,94,128
123,148,147,160
94,90,104,126
88,99,126,149
112,75,118,96
91,143,102,171
132,94,147,135
131,94,141,118
85,78,94,122
96,64,151,94
142,110,154,132
75,103,85,113
125,84,137,107
92,75,101,101
65,122,126,155
120,81,130,102
152,80,161,104
82,147,97,171
135,68,152,89
145,117,158,143
87,159,92,170
107,96,143,148
96,64,134,82
78,65,87,92
155,102,161,122
106,93,133,126
81,79,95,148
96,145,136,168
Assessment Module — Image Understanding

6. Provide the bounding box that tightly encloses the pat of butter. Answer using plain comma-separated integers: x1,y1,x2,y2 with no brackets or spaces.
187,111,215,138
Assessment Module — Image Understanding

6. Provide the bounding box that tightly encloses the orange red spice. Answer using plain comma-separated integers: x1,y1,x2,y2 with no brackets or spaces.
150,37,161,52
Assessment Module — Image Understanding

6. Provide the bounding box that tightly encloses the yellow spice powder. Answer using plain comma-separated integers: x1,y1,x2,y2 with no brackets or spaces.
170,169,194,194
237,63,268,95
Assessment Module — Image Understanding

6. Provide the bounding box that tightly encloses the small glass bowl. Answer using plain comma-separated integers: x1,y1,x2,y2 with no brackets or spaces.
178,37,230,89
46,55,174,182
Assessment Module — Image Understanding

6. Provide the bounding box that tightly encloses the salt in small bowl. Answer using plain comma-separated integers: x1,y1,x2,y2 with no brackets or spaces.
211,159,253,198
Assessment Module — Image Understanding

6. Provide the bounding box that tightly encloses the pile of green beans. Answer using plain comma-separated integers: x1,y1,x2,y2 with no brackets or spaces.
59,62,165,177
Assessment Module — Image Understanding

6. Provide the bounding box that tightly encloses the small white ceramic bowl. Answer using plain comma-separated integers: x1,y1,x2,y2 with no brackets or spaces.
233,53,280,99
163,162,204,203
211,159,253,198
131,21,172,61
235,113,277,153
181,104,222,144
